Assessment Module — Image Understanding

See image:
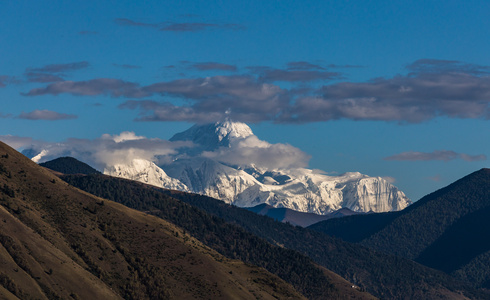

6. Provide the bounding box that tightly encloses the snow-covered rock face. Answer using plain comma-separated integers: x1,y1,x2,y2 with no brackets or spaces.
236,168,411,214
170,120,253,152
169,158,260,204
104,159,188,191
27,120,412,214
141,121,411,214
340,176,411,212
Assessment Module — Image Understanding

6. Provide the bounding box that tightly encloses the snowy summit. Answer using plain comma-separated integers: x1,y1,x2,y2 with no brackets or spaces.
24,120,412,215
107,121,412,214
170,120,254,151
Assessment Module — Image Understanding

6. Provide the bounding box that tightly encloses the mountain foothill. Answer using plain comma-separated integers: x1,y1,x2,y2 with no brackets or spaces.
310,168,490,290
37,152,490,298
0,141,379,299
0,141,308,299
2,120,490,299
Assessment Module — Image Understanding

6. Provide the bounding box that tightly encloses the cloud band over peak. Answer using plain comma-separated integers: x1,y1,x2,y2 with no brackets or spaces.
21,59,490,124
384,150,487,162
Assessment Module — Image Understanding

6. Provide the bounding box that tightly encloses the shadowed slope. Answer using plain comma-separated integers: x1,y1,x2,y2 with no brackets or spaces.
361,169,490,259
311,168,490,288
308,211,400,243
247,203,360,227
0,141,304,299
60,173,375,300
39,156,101,174
61,172,486,299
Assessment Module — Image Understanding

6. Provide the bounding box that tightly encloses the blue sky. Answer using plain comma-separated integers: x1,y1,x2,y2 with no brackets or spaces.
1,0,489,200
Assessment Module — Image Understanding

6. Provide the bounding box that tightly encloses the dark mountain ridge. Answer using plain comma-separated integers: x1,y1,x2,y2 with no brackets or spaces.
246,203,361,227
307,211,400,243
60,172,486,299
0,141,306,299
311,168,490,288
59,173,375,300
39,156,100,175
364,168,490,258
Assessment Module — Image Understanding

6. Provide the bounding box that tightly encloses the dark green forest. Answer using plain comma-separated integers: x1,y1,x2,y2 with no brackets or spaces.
308,211,400,243
61,173,486,299
60,174,342,300
311,168,490,289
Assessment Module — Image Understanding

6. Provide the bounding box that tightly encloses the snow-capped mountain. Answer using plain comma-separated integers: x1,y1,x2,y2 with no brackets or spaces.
24,120,412,214
104,158,189,191
106,120,410,214
164,157,262,203
170,121,253,151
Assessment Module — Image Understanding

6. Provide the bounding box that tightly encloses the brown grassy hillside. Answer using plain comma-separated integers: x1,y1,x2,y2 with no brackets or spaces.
0,141,305,300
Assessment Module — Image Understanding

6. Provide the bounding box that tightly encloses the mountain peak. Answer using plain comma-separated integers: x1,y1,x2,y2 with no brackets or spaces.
214,119,254,141
40,156,101,175
170,120,253,150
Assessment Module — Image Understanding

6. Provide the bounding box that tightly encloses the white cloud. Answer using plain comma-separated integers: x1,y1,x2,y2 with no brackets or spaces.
0,135,34,149
202,135,310,170
101,131,145,143
381,176,396,184
8,128,309,172
16,133,192,171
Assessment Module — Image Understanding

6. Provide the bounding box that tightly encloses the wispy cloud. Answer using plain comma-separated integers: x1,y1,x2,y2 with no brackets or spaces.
0,77,7,87
189,62,237,71
114,18,158,28
285,61,363,70
18,109,78,121
23,59,490,124
280,60,490,123
0,75,14,87
258,69,343,82
406,59,490,75
24,61,90,83
286,61,325,70
142,75,280,100
325,64,364,69
120,100,220,123
115,18,245,32
0,113,13,119
23,78,146,98
27,61,90,73
25,72,64,83
160,22,244,32
248,64,343,82
121,75,287,123
384,150,487,162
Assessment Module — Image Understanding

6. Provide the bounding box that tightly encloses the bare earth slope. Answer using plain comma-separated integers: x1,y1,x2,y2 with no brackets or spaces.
0,141,304,299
